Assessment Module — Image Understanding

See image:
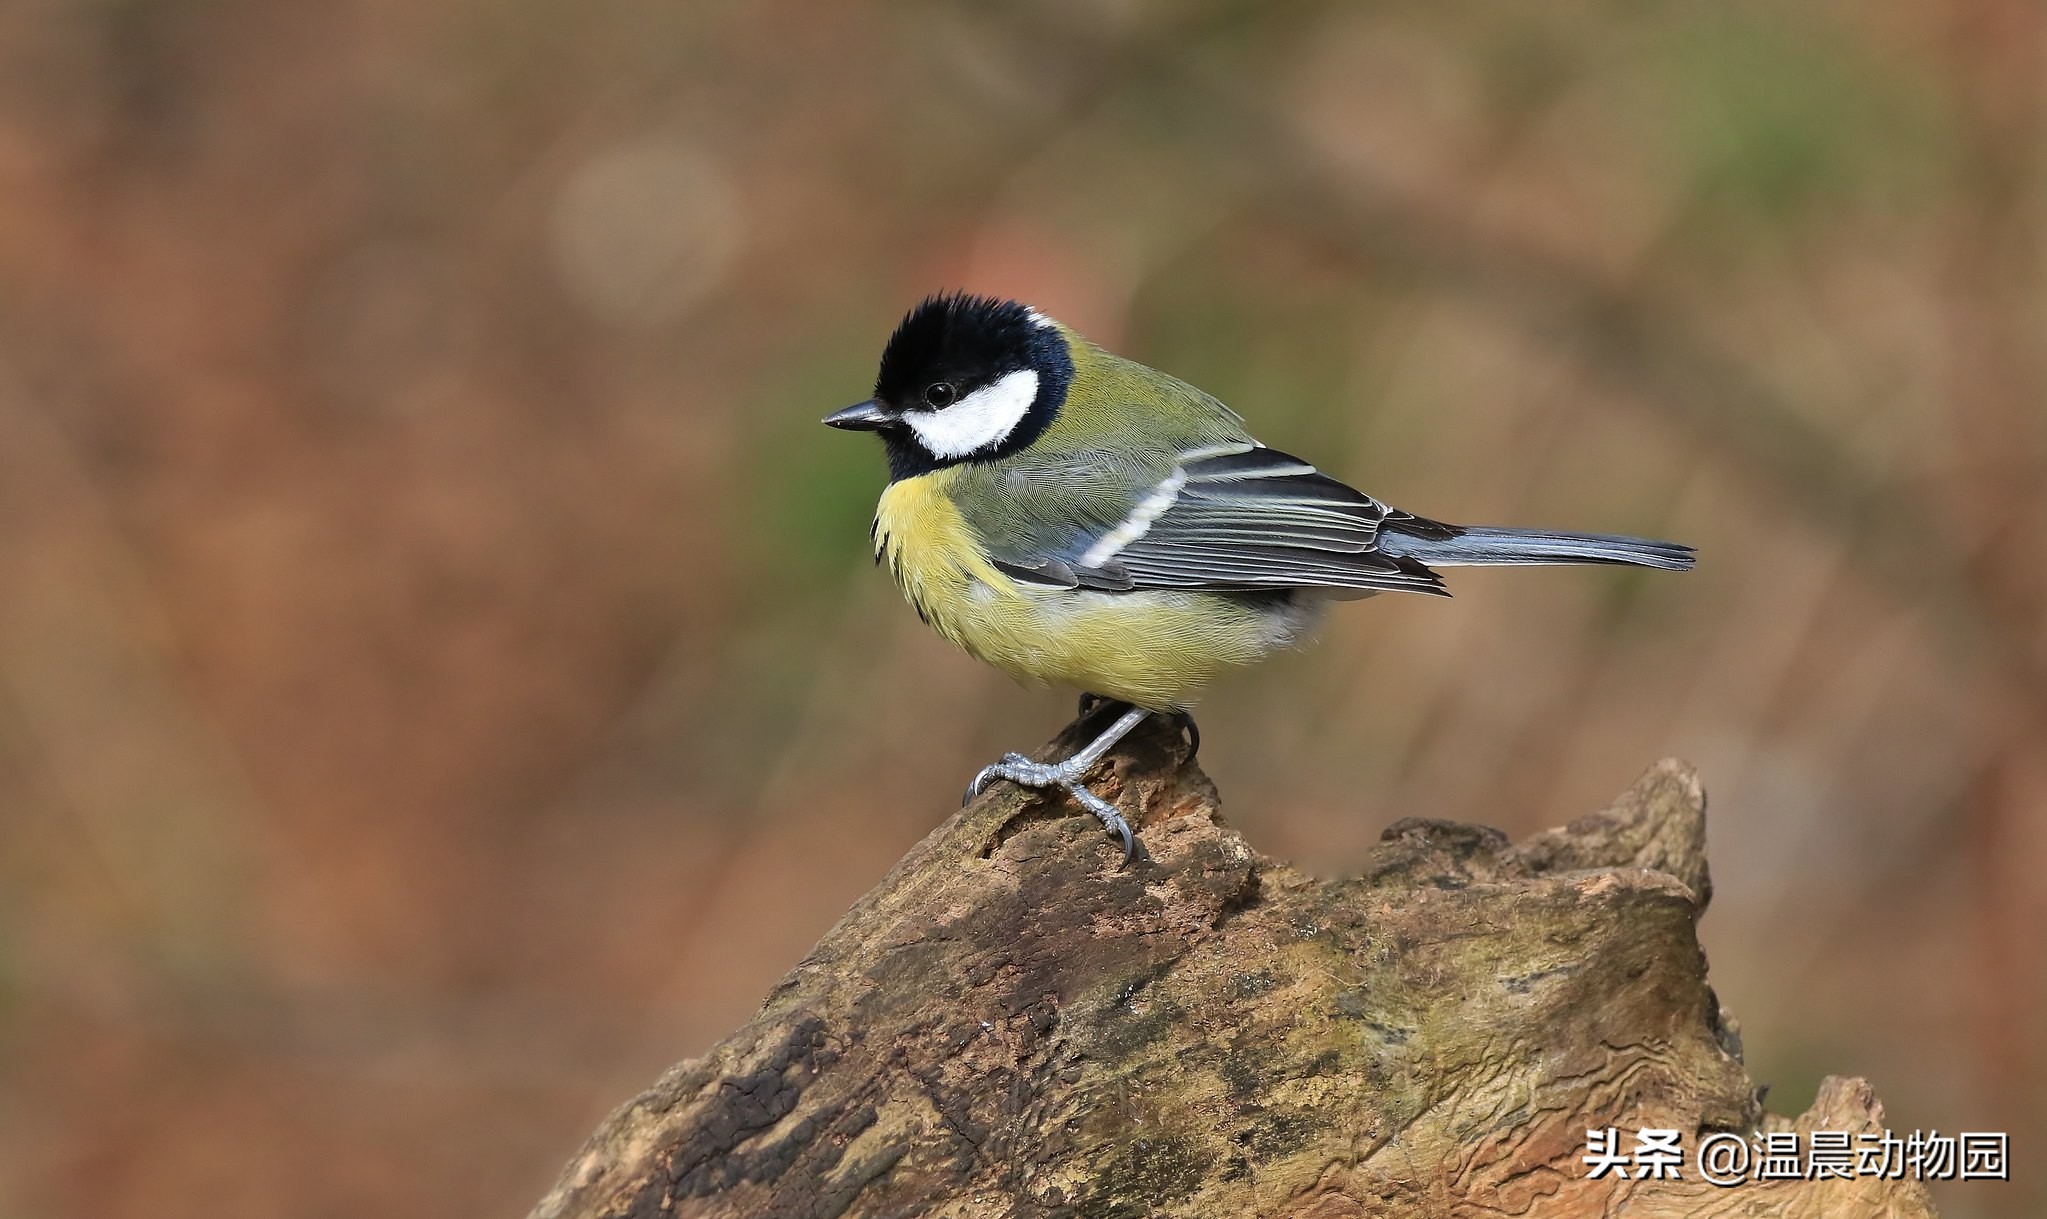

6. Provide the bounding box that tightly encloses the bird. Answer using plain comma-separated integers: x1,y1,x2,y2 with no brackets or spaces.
824,293,1693,863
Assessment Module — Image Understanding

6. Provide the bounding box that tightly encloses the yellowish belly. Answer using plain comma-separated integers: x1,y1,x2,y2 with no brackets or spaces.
872,475,1313,710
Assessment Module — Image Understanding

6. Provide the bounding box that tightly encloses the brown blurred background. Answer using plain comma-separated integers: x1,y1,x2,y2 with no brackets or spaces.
0,1,2041,1216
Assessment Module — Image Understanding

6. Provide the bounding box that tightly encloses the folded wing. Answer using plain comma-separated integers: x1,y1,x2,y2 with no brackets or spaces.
995,444,1452,598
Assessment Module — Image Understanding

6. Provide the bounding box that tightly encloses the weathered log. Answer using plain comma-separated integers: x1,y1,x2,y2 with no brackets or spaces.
532,716,1936,1218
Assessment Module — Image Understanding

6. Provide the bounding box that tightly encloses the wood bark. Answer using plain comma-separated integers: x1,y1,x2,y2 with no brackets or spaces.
532,717,1937,1218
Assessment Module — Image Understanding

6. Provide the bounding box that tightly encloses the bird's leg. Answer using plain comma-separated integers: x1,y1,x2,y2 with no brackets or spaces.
963,705,1152,864
1077,693,1198,759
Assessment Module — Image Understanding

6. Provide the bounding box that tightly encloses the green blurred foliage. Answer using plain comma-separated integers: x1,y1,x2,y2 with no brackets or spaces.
1659,10,1949,224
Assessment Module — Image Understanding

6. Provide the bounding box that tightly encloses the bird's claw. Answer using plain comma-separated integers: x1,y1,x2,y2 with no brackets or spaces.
962,753,1032,805
959,753,1136,866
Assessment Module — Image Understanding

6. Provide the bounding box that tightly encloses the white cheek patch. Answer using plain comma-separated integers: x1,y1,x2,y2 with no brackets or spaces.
905,368,1039,459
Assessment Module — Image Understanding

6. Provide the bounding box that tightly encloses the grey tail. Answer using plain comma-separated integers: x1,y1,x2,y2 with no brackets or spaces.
1379,518,1695,571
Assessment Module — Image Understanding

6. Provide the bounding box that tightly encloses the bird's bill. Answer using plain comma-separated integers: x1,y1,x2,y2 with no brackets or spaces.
822,399,892,430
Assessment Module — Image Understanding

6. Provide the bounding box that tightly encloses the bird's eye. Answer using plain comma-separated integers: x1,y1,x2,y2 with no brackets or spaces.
923,382,957,409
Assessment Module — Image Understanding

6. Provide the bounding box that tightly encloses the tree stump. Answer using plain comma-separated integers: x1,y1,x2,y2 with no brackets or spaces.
531,717,1937,1218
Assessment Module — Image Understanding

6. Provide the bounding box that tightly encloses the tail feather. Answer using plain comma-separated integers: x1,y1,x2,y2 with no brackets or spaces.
1379,521,1695,571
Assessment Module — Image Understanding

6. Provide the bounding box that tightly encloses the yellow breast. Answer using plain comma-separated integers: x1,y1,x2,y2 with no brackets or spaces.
872,472,1315,710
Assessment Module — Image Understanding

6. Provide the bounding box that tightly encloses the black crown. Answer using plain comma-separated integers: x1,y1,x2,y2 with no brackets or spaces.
874,293,1047,405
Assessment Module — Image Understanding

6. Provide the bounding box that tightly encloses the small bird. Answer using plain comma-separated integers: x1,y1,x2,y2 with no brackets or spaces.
826,293,1693,862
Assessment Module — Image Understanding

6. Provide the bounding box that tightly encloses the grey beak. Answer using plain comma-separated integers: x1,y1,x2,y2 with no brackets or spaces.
823,399,892,430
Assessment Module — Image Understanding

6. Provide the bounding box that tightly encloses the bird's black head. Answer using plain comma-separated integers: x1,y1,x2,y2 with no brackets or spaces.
823,293,1075,481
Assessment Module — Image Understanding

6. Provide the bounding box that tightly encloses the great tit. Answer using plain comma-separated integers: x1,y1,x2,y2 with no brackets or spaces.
825,293,1693,862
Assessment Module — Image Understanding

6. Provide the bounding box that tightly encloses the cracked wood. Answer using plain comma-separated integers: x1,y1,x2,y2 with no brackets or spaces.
531,718,1936,1219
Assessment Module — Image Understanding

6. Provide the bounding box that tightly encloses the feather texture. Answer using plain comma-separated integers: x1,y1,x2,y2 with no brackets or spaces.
1379,522,1696,570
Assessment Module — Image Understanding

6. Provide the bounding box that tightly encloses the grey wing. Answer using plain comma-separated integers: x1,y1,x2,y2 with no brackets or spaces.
997,444,1453,597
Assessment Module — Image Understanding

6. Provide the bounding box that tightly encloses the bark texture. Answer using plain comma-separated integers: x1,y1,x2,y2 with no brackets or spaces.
532,717,1936,1219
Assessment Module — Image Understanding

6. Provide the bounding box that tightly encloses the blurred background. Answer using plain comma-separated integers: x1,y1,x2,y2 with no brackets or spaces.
0,1,2040,1216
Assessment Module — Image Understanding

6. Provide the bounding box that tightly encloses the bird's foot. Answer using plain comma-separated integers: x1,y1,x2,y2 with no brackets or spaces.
964,752,1136,864
965,703,1154,865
